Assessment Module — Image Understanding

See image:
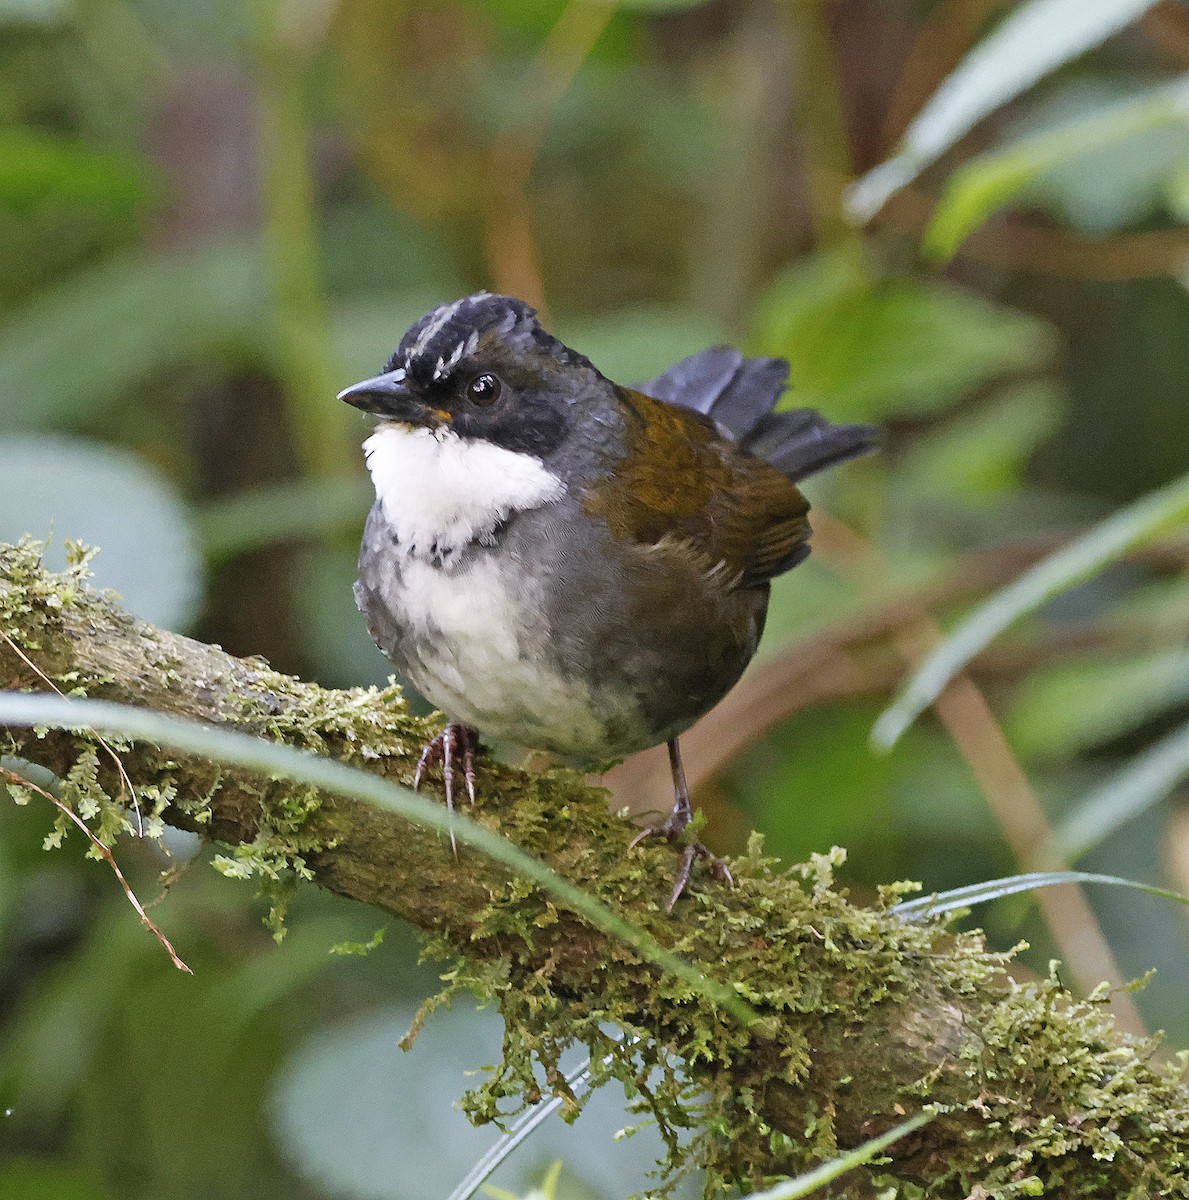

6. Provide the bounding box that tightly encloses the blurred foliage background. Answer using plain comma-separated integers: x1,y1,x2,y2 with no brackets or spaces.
1,0,1188,1196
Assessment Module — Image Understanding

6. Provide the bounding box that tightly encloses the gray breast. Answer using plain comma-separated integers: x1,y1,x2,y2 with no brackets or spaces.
356,497,767,767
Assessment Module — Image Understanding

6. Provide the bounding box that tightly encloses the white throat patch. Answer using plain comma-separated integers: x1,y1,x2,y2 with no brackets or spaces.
362,423,565,558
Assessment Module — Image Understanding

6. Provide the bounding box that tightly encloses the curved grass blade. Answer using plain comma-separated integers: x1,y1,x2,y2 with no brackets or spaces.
741,1112,933,1199
892,870,1189,920
923,76,1189,260
0,692,755,1025
846,0,1161,221
1051,717,1189,863
873,469,1189,749
445,1055,600,1200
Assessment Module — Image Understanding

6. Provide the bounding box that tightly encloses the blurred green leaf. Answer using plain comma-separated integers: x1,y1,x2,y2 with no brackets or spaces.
848,0,1163,221
0,436,202,628
0,129,151,213
0,1162,114,1200
559,305,729,388
614,0,710,10
320,202,464,299
874,468,1189,748
1167,161,1189,221
197,474,372,565
1053,717,1189,862
1003,77,1189,235
0,0,70,25
899,381,1065,502
274,1006,679,1200
291,543,394,689
925,75,1189,259
752,249,1056,420
1006,649,1189,760
0,240,269,432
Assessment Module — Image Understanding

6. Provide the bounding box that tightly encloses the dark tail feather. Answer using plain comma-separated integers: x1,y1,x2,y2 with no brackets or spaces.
743,409,879,482
640,348,790,441
640,347,879,482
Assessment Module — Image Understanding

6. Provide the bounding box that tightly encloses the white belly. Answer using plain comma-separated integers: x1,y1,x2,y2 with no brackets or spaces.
387,553,612,756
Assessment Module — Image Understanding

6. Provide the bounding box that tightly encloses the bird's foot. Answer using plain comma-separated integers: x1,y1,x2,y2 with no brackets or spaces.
629,737,732,910
629,817,734,912
413,722,479,856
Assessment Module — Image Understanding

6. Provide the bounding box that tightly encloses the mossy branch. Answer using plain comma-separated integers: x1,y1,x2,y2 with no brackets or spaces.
2,539,1187,1198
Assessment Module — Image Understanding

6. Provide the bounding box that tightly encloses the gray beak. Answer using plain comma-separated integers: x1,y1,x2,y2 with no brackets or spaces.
338,367,417,417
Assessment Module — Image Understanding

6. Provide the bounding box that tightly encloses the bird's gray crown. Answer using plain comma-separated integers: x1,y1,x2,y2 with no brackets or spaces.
389,292,598,390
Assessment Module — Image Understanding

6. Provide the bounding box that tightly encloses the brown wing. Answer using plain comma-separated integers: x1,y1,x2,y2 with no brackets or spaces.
583,387,811,589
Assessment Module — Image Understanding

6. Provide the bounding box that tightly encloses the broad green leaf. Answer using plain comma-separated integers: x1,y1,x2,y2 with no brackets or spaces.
1001,77,1189,235
1052,718,1189,862
0,692,756,1025
873,468,1189,748
0,240,270,432
1006,649,1189,760
848,0,1163,220
925,76,1189,259
0,437,202,629
892,870,1189,919
752,249,1055,420
897,380,1064,502
743,1113,933,1199
0,129,151,213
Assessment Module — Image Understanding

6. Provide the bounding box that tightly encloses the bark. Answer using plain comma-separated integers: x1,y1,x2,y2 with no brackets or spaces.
2,540,1187,1198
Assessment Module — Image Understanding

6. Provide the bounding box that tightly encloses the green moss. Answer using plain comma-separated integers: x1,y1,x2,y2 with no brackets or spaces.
410,840,1189,1197
6,539,1189,1195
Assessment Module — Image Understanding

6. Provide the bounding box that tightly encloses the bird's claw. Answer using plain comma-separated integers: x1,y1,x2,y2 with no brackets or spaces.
412,723,479,856
630,817,734,912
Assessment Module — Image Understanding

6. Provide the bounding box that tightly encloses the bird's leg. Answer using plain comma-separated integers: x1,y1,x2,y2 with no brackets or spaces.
413,722,480,856
630,737,734,910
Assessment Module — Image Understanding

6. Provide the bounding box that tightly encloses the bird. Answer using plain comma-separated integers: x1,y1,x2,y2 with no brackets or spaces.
340,292,877,907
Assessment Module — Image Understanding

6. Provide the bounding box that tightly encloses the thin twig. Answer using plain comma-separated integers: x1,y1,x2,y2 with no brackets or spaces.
1,630,143,835
1,766,192,974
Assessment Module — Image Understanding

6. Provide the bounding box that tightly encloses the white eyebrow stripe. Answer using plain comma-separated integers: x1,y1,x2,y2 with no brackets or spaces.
410,296,467,362
429,326,482,382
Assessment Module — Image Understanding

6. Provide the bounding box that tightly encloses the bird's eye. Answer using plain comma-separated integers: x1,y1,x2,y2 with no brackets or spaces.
466,373,502,407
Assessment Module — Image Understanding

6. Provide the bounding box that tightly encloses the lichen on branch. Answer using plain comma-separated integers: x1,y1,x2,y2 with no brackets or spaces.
2,538,1187,1197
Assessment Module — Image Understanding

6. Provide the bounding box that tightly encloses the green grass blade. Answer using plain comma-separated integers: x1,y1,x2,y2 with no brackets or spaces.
873,469,1189,749
846,0,1160,221
1052,718,1189,863
0,692,755,1025
741,1113,933,1199
892,870,1189,920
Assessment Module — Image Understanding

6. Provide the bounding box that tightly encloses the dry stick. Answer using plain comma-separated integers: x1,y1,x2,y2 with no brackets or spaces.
1,766,192,974
813,513,1147,1038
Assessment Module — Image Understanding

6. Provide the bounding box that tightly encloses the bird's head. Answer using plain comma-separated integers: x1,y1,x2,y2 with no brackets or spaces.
338,293,610,458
